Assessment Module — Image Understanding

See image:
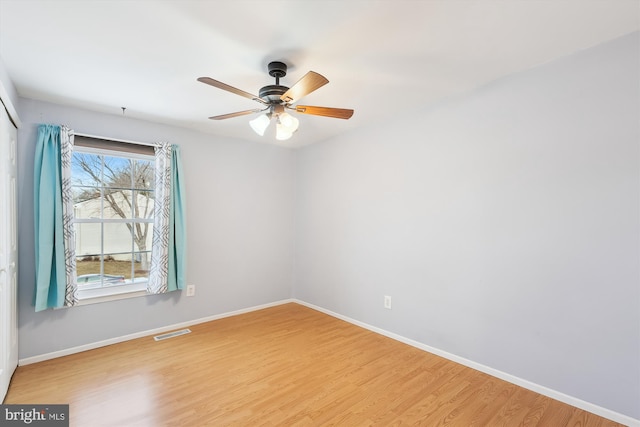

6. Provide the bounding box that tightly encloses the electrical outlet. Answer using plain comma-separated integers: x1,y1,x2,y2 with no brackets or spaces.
384,295,392,310
186,284,196,297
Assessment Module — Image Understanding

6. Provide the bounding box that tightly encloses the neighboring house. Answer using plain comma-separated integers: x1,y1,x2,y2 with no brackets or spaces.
74,192,154,264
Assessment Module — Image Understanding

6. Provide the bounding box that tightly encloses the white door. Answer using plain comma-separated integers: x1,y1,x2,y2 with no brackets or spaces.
0,105,18,402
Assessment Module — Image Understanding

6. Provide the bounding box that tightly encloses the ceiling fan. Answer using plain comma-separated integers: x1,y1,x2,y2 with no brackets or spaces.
197,61,354,140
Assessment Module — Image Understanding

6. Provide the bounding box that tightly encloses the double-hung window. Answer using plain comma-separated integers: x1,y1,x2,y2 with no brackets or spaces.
71,136,155,301
34,125,185,311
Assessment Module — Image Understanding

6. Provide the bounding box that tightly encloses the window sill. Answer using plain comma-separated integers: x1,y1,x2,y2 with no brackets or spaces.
77,280,148,305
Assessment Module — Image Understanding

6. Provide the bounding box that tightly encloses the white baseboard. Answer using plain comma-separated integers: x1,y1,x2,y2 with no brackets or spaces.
18,297,638,427
293,299,639,427
18,299,295,366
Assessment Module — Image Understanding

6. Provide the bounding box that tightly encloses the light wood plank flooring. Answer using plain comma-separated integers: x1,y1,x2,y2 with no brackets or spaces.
5,303,623,426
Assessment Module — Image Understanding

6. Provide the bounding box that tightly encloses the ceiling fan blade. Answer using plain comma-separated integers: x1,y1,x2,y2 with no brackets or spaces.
209,108,267,120
280,71,329,103
198,77,268,105
294,105,354,120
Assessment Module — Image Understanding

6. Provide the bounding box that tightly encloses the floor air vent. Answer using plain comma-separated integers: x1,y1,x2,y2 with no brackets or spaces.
154,329,191,341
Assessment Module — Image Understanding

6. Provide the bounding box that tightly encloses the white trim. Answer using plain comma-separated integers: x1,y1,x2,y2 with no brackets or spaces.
74,218,154,224
0,79,21,128
76,280,148,302
18,299,295,366
293,299,639,427
76,290,147,305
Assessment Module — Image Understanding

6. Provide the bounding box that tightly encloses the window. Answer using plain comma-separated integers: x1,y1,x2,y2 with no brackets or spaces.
34,126,185,311
71,137,155,300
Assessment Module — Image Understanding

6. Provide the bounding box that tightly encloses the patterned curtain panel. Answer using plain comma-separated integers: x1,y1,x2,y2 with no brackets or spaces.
60,126,78,306
147,143,172,294
33,124,78,311
147,143,187,294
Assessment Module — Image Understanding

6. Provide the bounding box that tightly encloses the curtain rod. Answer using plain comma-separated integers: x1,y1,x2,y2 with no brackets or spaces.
73,131,157,147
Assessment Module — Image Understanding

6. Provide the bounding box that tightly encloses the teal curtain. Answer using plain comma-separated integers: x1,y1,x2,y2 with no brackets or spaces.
33,124,66,311
148,143,186,294
167,145,186,291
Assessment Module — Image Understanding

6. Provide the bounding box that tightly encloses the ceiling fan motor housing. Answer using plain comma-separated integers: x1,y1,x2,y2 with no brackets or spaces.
199,59,353,122
259,84,289,102
260,61,290,102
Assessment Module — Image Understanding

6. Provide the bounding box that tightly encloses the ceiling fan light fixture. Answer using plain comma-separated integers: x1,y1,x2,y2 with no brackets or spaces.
276,122,293,140
278,112,299,133
249,113,271,136
199,61,353,141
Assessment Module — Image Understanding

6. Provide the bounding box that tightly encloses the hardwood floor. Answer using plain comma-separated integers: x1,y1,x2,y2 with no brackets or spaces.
5,303,624,426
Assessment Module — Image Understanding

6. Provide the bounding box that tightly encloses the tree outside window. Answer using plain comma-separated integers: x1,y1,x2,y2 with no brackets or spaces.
72,148,154,291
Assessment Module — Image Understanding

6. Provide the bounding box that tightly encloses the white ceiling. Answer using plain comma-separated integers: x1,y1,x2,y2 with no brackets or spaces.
0,0,638,148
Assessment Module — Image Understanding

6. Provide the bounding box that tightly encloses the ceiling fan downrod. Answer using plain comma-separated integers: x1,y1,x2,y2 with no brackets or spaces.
258,61,290,102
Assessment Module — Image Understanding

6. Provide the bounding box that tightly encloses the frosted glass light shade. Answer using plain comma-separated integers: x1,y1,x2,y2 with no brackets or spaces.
249,114,271,136
276,123,293,140
278,112,299,133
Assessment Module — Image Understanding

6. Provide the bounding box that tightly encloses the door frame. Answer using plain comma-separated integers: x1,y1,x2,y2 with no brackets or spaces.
0,80,20,402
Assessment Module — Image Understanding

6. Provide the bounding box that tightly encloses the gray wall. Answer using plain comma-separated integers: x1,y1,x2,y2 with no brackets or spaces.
10,32,639,421
294,32,640,419
17,98,295,358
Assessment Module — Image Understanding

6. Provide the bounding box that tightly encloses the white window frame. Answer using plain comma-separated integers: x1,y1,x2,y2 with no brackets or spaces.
72,144,155,303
